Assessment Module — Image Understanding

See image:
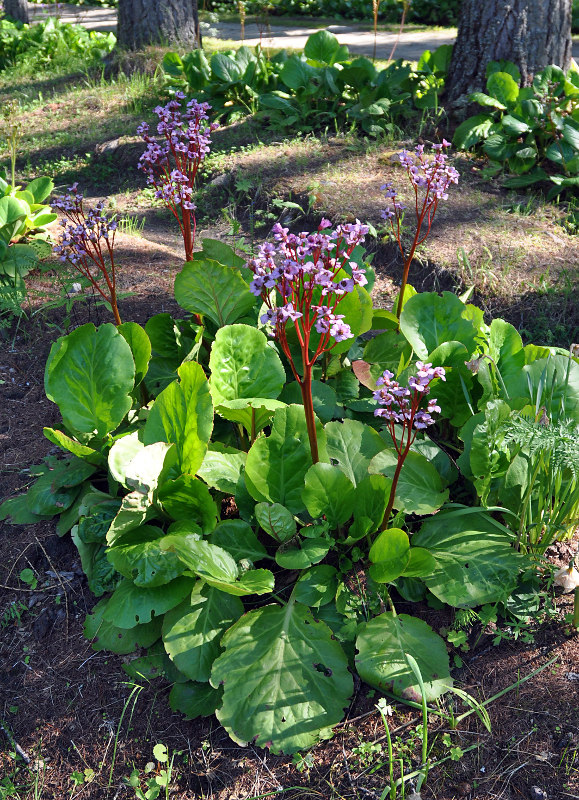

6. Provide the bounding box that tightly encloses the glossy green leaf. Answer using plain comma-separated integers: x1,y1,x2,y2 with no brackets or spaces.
245,405,326,514
162,582,244,682
216,397,286,435
368,528,410,583
211,602,353,753
486,71,519,107
347,474,391,540
302,463,355,528
197,444,246,494
402,547,437,577
43,428,103,465
108,433,177,494
255,502,296,542
412,507,522,607
157,474,218,534
325,419,385,486
209,324,285,404
106,525,185,587
356,612,451,702
161,533,274,596
275,537,330,570
400,292,481,359
44,323,135,438
174,258,255,327
118,322,151,387
144,361,213,475
106,490,155,545
103,576,194,629
369,448,448,514
84,597,162,654
169,681,223,719
294,565,338,608
209,519,268,563
453,113,495,149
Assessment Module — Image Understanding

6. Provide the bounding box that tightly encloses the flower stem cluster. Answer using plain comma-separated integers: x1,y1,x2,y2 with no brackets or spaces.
138,94,218,262
381,141,459,320
53,184,121,325
247,219,369,461
374,362,446,529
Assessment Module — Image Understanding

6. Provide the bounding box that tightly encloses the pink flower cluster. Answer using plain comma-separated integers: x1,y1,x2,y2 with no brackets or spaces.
247,220,368,345
137,94,218,258
381,140,459,222
374,362,445,437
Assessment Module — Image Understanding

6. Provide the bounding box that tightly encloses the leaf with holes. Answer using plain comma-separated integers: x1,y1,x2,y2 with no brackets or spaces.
102,576,195,629
210,601,353,753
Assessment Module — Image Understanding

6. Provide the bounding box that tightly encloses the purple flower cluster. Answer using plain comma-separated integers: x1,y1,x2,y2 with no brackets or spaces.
138,94,218,258
52,183,122,324
374,362,445,431
380,140,459,222
53,184,117,268
247,219,368,346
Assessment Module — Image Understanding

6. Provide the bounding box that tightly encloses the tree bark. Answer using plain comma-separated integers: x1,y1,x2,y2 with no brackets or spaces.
4,0,30,24
445,0,572,108
117,0,200,50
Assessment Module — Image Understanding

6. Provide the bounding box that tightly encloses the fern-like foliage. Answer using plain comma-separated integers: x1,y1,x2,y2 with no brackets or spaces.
502,415,579,480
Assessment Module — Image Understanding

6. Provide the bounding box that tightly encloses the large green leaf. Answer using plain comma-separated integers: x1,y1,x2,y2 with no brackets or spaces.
412,507,522,607
369,448,448,514
255,502,296,543
216,398,286,436
400,292,481,359
356,613,451,702
174,258,255,327
108,433,177,494
157,474,218,534
209,519,268,563
106,525,185,587
304,30,348,66
211,601,353,753
162,582,244,682
160,533,274,596
197,444,246,494
368,528,410,583
84,598,162,655
325,419,385,487
503,354,579,423
209,324,285,404
44,323,135,438
347,474,391,540
103,576,195,629
245,405,327,514
26,176,54,204
486,71,519,108
302,463,355,528
427,341,474,426
117,321,151,387
169,681,223,720
453,113,495,150
144,361,213,475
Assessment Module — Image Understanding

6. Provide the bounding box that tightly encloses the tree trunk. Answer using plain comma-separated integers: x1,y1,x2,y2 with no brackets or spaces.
4,0,30,24
445,0,572,109
117,0,200,50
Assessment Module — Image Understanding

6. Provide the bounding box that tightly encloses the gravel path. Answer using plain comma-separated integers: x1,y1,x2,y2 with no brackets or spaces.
27,3,579,60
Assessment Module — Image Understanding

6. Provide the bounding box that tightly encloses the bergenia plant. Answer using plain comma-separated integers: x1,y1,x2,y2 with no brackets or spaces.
382,141,459,320
53,184,121,325
138,94,218,262
247,219,368,462
374,361,445,528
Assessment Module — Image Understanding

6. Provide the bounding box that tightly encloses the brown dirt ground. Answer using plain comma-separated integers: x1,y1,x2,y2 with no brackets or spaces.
1,136,578,800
